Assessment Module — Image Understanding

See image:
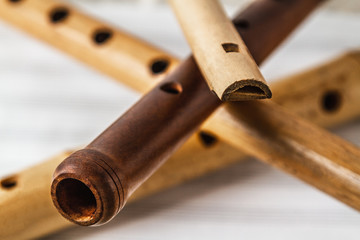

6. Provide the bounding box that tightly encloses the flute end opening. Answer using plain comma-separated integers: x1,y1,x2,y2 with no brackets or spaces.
222,80,272,101
54,178,98,223
51,149,124,226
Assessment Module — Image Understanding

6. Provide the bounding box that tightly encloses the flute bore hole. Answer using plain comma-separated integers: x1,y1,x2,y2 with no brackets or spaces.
222,43,239,53
199,131,218,147
50,7,69,23
8,0,22,3
56,179,97,222
160,82,182,95
236,86,265,95
93,29,113,45
321,90,342,113
0,175,17,190
150,59,169,74
235,19,250,30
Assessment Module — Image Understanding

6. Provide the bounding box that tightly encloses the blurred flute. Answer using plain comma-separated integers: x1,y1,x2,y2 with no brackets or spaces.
49,0,332,227
0,0,178,93
0,0,359,236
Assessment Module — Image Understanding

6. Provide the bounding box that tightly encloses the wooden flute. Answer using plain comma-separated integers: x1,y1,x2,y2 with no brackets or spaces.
170,0,271,101
50,0,324,226
2,50,360,239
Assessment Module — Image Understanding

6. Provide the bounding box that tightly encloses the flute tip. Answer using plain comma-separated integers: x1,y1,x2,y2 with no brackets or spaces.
222,80,272,101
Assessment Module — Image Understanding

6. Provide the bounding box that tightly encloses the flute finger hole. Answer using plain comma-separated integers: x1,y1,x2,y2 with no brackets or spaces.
50,7,70,23
199,131,218,147
150,59,169,74
55,179,97,223
321,90,342,113
93,29,113,45
160,82,183,95
0,175,17,190
235,19,250,30
222,43,239,53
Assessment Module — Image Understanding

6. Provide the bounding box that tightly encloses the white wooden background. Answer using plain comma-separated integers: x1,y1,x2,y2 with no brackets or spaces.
0,1,360,239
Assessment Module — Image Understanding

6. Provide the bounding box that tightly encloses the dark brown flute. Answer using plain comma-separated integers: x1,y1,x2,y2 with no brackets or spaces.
51,0,324,226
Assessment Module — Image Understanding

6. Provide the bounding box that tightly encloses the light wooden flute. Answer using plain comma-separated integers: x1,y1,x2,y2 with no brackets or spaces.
204,97,360,212
170,0,271,101
0,0,179,93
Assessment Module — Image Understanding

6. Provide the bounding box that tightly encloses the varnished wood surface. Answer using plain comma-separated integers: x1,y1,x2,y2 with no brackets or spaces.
51,56,221,226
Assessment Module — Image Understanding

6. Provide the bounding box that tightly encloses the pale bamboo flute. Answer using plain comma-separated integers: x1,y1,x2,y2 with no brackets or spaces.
170,0,271,101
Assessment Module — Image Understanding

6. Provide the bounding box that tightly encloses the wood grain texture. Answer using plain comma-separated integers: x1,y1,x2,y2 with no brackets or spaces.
203,98,360,211
1,50,359,239
272,51,360,128
170,0,271,101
